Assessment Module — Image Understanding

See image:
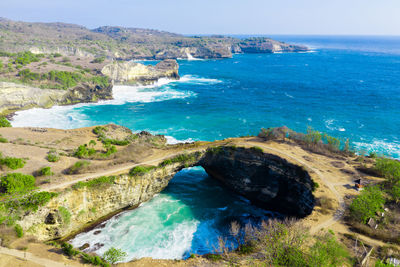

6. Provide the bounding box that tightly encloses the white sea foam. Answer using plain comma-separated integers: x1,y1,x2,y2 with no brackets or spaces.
324,119,345,132
284,92,294,98
10,77,207,129
165,136,195,145
185,52,204,61
70,194,200,261
353,139,400,158
179,75,222,84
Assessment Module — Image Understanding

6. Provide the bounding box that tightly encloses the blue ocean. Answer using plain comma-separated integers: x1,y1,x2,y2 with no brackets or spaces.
12,36,400,261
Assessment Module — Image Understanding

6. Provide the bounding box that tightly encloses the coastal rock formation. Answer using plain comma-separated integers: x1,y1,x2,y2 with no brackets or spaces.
20,153,203,240
201,147,315,217
101,59,179,84
237,37,309,53
18,145,314,240
0,18,308,61
0,81,112,115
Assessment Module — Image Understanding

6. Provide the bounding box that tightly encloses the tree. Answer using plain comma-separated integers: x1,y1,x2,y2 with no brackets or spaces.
0,117,11,127
349,186,385,223
103,247,127,264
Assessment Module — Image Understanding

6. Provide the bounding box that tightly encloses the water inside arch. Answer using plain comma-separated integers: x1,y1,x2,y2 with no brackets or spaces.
70,166,276,261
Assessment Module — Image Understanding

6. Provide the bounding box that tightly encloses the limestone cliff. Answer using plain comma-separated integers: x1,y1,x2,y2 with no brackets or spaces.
21,156,202,241
0,81,112,115
201,146,315,217
18,146,314,241
101,59,179,84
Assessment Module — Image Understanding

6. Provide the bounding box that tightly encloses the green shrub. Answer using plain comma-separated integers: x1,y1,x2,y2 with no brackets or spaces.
129,166,155,176
0,173,35,194
21,192,58,211
67,161,90,174
47,152,60,162
62,243,79,257
308,231,351,267
72,176,116,190
389,182,400,203
375,158,400,185
349,186,385,223
103,247,127,264
305,126,322,144
159,152,201,167
74,144,96,158
312,182,320,192
82,253,110,267
0,156,26,169
14,51,40,66
206,254,222,261
375,260,395,267
59,206,71,225
39,166,53,176
0,136,8,143
91,56,106,64
14,224,23,238
0,117,11,127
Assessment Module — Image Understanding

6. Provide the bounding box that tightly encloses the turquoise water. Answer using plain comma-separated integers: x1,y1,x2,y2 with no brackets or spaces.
70,167,273,261
11,36,400,260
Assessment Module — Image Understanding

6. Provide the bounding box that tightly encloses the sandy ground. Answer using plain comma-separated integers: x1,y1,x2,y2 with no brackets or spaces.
0,127,390,266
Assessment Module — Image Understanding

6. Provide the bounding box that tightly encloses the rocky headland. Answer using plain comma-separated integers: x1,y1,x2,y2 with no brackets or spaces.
0,124,393,266
0,18,308,61
101,59,179,85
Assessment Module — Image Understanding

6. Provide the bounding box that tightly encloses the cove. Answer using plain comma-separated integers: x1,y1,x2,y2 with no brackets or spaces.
70,167,275,260
66,146,314,261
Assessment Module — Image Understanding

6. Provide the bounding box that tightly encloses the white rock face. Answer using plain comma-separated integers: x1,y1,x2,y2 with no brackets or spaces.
101,59,179,84
0,82,66,114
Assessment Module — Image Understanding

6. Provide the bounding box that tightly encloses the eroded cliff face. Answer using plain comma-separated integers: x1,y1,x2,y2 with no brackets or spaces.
18,146,314,241
0,81,112,115
101,59,179,85
201,147,315,217
21,161,197,241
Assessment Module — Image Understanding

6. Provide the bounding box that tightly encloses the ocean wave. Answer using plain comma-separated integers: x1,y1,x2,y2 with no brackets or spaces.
165,136,195,145
11,80,197,129
324,119,346,132
179,75,222,84
353,139,400,158
284,92,294,99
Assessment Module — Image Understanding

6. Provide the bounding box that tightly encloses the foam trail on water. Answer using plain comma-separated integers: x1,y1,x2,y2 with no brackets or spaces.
165,136,195,144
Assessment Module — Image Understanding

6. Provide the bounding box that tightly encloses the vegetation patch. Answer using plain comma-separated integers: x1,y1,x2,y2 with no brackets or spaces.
0,173,35,194
47,152,60,162
38,166,54,176
159,152,202,167
58,206,71,225
93,126,132,146
66,161,90,174
0,117,10,128
0,153,26,170
14,224,23,238
72,176,116,190
103,247,127,264
0,135,8,143
226,219,351,266
129,165,155,176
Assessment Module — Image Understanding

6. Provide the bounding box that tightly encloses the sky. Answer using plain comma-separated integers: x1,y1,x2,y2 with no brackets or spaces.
0,0,399,35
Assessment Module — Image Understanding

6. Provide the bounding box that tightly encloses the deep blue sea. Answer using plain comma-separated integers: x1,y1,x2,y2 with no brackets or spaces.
12,36,400,261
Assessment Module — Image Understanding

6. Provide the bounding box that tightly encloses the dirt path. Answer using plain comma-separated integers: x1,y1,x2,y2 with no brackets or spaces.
41,147,209,192
0,246,74,267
